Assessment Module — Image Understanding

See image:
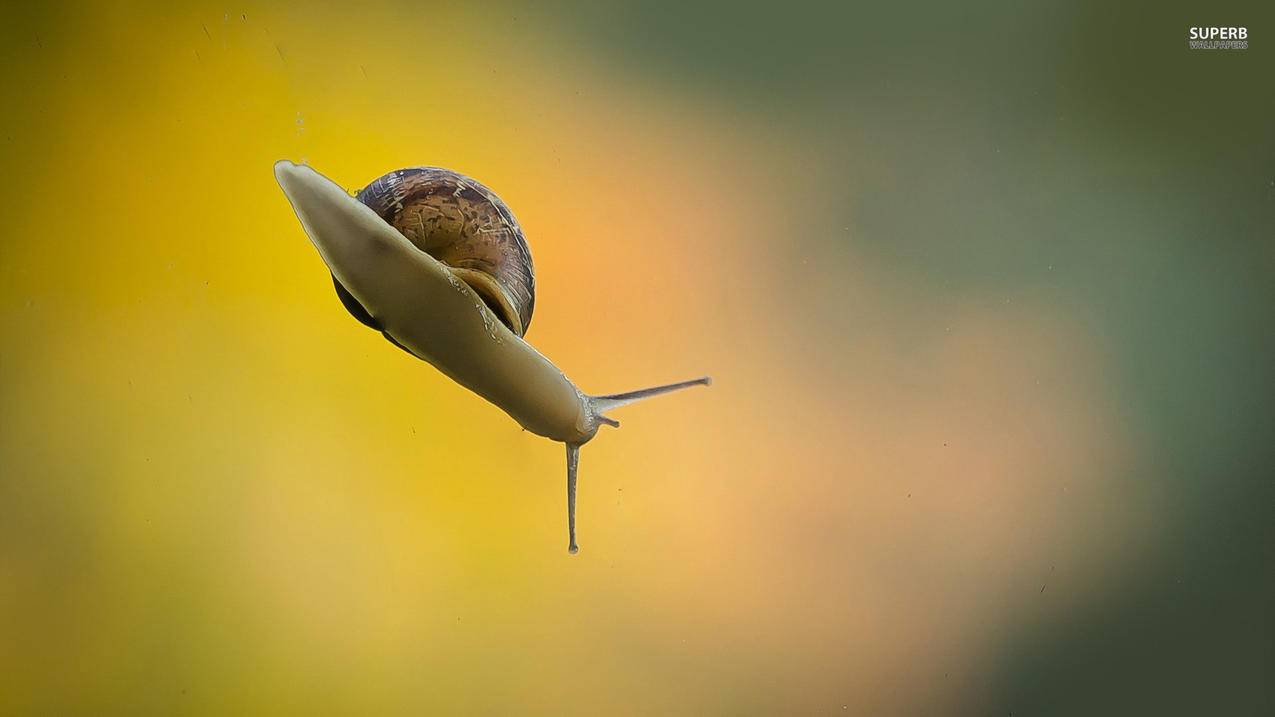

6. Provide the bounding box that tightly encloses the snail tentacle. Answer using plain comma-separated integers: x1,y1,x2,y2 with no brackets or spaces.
566,442,581,554
566,378,709,554
589,376,712,415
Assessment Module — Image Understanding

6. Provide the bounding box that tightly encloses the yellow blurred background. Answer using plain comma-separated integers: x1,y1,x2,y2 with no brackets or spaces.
1,1,1271,714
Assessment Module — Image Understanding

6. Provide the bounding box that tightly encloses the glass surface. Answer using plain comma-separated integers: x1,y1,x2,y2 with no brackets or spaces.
1,1,1271,713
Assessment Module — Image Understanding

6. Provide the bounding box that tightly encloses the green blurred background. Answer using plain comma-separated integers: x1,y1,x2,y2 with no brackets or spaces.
1,1,1271,714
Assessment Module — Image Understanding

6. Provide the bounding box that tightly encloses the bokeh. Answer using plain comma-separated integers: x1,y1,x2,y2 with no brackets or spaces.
1,1,1271,714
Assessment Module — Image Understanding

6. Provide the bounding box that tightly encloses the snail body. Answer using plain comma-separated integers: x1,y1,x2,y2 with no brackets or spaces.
274,161,709,552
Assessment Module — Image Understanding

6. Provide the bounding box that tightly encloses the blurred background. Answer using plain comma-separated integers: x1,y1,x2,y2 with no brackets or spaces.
1,1,1271,713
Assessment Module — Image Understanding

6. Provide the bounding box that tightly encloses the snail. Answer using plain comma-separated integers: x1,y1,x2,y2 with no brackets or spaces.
273,161,710,554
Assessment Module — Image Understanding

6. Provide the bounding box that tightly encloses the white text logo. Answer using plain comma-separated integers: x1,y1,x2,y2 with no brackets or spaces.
1188,27,1248,50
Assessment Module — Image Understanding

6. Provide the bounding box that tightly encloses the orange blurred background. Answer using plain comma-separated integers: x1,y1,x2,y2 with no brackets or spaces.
1,1,1271,714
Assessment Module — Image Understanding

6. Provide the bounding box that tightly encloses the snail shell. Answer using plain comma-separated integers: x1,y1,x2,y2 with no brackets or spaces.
333,168,535,339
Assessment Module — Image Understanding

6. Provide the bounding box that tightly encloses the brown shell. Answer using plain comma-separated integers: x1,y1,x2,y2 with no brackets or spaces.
338,167,535,337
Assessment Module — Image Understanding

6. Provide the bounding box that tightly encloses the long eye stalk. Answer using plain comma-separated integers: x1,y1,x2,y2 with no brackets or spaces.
566,443,580,554
589,376,712,416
